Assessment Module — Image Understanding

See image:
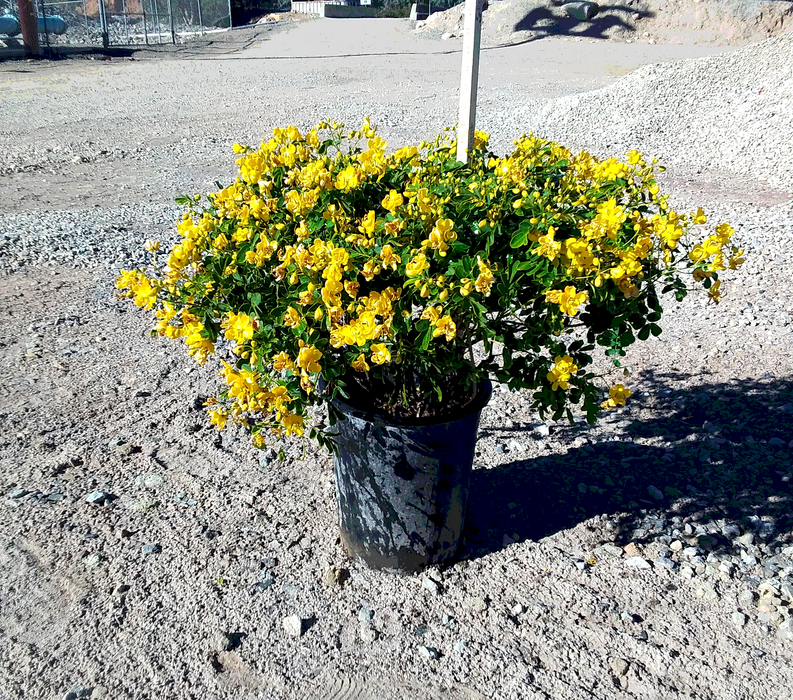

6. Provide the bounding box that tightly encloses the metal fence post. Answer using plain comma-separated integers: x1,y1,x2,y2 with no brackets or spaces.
97,0,109,48
227,0,232,28
166,0,175,42
197,0,203,35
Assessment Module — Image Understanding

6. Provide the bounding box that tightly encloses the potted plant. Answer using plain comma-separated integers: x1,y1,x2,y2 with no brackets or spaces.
117,119,743,571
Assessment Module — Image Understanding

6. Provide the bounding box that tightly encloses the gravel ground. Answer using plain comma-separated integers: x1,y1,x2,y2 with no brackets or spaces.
1,17,792,700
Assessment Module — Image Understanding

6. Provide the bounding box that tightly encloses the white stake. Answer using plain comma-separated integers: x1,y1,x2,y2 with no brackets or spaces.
456,0,484,164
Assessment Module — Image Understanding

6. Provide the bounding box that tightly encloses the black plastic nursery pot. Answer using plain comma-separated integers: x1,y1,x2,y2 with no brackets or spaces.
329,377,493,572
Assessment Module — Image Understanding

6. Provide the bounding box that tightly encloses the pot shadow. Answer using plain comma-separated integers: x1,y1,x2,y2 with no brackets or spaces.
461,373,793,567
506,1,653,46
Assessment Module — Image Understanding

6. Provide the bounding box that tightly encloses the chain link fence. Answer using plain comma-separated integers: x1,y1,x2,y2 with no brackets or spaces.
0,0,261,49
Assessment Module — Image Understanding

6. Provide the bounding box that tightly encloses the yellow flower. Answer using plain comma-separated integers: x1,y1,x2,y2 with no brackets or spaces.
335,165,360,192
707,279,722,303
281,413,304,436
370,343,391,365
475,257,495,296
433,315,457,341
297,342,323,374
283,306,301,328
547,355,578,391
406,253,430,278
272,351,294,371
352,353,370,372
207,409,228,430
222,312,257,343
601,384,632,409
358,210,377,236
546,286,588,316
381,189,404,214
380,244,401,271
692,207,707,225
144,239,160,253
534,228,562,262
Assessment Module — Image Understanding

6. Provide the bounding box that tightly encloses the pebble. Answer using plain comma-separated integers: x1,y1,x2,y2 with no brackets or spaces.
136,472,164,489
454,639,468,653
465,596,488,613
535,423,550,437
358,606,374,622
623,542,641,557
778,618,793,641
210,630,233,652
510,603,525,616
322,566,342,588
595,543,623,558
86,490,112,505
282,614,304,637
647,485,664,500
423,577,441,595
141,543,161,555
610,658,630,676
90,687,108,699
47,492,65,502
359,624,377,643
83,553,102,568
625,556,651,570
418,645,440,660
10,488,28,499
670,540,683,552
695,583,719,602
731,611,748,627
655,557,677,570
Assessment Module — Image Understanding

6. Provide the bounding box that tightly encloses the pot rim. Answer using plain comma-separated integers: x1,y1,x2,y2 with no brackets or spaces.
328,376,493,428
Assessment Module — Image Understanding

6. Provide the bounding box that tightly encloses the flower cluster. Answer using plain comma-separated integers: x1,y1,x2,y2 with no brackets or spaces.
117,120,743,448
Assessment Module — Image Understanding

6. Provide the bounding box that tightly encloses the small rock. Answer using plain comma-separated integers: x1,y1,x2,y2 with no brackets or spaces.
86,490,112,505
670,540,684,552
423,577,441,595
136,472,164,489
535,423,550,437
731,612,748,628
655,557,677,570
623,542,641,557
130,496,158,513
254,574,274,590
738,589,756,606
769,437,785,446
141,543,161,555
647,485,664,500
735,533,755,547
90,687,108,699
596,543,623,558
359,624,377,643
510,603,525,616
358,606,374,622
465,596,488,613
47,492,65,502
625,556,651,570
10,488,28,499
610,658,629,677
83,553,102,568
682,547,700,558
454,638,468,653
112,584,130,596
282,614,303,637
322,566,342,588
695,582,719,602
211,630,233,652
418,645,440,660
777,619,793,641
114,441,133,456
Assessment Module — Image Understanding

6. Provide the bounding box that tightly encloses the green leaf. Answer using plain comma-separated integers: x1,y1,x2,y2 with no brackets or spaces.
510,221,531,249
638,326,650,341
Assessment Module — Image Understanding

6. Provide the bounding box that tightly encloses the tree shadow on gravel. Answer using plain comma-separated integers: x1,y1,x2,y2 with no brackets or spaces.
511,1,653,44
462,374,793,566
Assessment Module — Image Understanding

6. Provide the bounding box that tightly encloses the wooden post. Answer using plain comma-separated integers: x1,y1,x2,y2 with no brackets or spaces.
456,0,483,164
16,0,41,57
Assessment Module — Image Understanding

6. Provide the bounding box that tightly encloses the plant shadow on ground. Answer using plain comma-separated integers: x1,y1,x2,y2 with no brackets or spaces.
462,373,793,562
510,1,653,44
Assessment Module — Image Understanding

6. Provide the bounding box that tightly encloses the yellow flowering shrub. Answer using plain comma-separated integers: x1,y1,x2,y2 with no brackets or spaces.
117,119,743,449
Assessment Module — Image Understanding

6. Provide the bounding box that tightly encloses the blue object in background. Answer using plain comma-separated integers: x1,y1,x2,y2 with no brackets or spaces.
0,14,21,36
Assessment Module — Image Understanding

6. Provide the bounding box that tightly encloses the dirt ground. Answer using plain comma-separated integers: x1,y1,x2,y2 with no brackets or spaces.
1,15,792,700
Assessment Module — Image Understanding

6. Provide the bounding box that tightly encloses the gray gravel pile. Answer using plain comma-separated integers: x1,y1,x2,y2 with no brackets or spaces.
515,31,793,191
